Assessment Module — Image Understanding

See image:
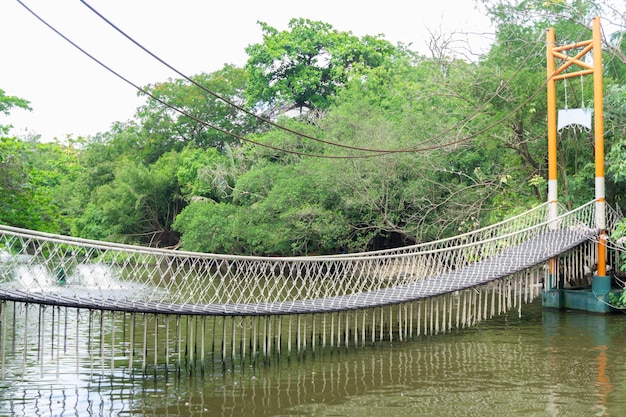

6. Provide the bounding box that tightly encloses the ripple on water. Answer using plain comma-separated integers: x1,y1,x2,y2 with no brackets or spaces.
2,300,626,416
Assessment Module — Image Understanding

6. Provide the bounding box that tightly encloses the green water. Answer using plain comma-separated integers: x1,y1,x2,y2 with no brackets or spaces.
2,300,626,416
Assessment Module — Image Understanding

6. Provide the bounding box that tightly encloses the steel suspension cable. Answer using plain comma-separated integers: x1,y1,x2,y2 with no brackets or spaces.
79,0,547,154
14,0,384,159
17,0,553,159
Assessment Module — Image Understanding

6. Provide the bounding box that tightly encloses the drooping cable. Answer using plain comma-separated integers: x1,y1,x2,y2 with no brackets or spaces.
14,0,387,159
79,0,407,154
78,0,546,154
17,0,552,159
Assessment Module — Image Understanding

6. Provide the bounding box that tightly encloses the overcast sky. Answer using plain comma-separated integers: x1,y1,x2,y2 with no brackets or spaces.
1,1,493,140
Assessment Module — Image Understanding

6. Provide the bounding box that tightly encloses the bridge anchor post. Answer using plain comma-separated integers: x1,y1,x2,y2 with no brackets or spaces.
592,275,611,297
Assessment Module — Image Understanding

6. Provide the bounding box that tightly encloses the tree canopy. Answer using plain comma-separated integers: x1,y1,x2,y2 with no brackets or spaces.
244,18,406,115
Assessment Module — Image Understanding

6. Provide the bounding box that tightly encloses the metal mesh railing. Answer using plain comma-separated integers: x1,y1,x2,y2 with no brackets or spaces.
0,201,600,315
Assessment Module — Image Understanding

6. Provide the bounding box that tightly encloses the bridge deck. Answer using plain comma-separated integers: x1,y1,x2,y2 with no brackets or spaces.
0,229,595,315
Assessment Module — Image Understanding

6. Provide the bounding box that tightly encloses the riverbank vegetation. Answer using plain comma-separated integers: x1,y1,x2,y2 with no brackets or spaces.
2,0,626,256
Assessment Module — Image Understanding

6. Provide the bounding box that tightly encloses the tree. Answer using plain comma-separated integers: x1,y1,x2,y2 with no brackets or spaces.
0,136,33,227
174,156,351,255
136,65,256,157
244,18,403,116
175,144,246,203
0,134,81,232
0,89,31,135
76,153,182,247
231,162,349,255
173,201,241,253
319,55,517,246
605,84,626,208
0,91,43,229
28,139,84,234
0,90,32,204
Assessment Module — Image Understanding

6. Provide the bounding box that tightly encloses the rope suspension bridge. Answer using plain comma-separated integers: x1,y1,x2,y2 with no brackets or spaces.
0,200,620,376
0,13,620,383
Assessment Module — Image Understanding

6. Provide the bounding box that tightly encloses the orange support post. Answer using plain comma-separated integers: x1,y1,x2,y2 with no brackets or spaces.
546,27,558,223
592,17,607,277
546,27,558,280
546,17,606,282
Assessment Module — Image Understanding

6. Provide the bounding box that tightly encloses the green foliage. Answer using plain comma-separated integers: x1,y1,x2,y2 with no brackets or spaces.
232,163,284,206
75,153,182,246
176,146,228,201
473,0,622,210
606,85,626,182
0,89,31,135
245,18,403,114
30,140,84,234
0,133,81,232
72,203,110,241
0,89,31,115
0,136,33,227
176,159,351,255
321,56,524,246
234,165,349,255
243,118,327,165
608,291,626,309
136,65,255,155
173,201,241,254
611,219,626,275
233,162,349,255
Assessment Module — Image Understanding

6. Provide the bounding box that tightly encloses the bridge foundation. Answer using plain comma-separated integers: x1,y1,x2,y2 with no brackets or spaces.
542,275,617,314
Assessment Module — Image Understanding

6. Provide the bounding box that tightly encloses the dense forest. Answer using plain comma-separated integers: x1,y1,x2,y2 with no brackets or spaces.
2,0,626,256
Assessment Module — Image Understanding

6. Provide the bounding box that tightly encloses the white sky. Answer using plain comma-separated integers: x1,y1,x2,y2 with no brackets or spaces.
1,0,493,140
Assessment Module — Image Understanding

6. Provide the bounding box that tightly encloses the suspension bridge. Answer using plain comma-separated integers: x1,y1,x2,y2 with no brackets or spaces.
0,16,620,379
0,199,620,376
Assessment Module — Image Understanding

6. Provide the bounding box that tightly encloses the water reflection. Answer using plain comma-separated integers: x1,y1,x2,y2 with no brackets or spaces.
2,301,626,416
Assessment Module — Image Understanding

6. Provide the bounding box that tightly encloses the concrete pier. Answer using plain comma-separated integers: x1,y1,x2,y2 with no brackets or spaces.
542,275,618,314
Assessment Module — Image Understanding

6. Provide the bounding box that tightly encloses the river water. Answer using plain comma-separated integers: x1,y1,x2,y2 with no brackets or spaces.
1,299,626,416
